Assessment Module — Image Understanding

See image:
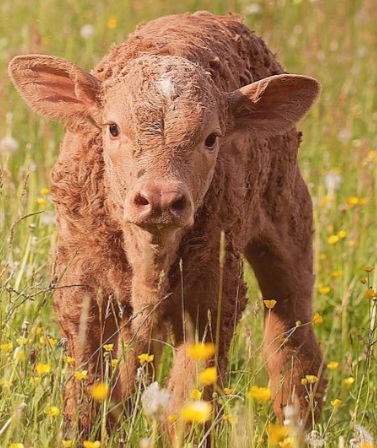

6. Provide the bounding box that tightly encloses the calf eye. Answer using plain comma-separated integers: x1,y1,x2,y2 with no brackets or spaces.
204,133,218,149
109,123,120,138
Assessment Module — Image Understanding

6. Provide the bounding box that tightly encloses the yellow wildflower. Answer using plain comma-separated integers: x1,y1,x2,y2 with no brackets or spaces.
0,342,13,352
246,385,271,402
331,269,342,278
1,378,12,388
365,288,377,300
34,326,42,335
181,400,212,423
107,17,117,29
361,443,373,448
223,414,238,425
327,361,339,370
40,336,57,347
90,382,110,401
83,442,101,448
337,230,346,239
320,195,331,206
37,197,48,206
103,344,114,352
167,414,178,423
111,358,119,368
190,388,202,400
36,363,51,375
64,355,75,364
14,348,26,362
344,377,355,386
9,444,24,448
279,437,294,448
301,375,318,385
347,196,359,207
224,387,234,395
74,370,88,380
319,253,327,260
16,337,28,346
267,423,289,446
40,187,50,196
264,299,277,309
331,399,342,408
312,313,323,325
138,353,154,364
187,342,215,360
327,235,339,245
44,406,60,417
30,377,42,386
363,265,374,273
318,286,331,295
199,367,217,385
62,441,73,448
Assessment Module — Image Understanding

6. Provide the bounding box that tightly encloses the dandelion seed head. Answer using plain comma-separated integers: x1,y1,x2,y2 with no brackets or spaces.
141,381,170,418
324,171,342,193
80,24,95,39
306,430,325,447
0,135,19,154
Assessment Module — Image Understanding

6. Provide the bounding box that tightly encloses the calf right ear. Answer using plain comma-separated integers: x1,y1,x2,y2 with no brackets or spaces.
228,74,320,137
8,55,101,122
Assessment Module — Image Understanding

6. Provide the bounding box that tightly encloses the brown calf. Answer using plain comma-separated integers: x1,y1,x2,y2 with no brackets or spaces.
9,11,325,435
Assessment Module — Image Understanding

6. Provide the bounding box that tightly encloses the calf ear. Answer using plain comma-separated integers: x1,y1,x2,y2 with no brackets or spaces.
8,55,101,122
228,74,320,137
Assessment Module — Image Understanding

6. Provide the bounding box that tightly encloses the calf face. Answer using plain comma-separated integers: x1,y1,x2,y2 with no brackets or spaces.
8,54,319,245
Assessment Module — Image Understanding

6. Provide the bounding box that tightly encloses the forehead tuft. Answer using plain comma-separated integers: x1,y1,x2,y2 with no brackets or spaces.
157,76,178,100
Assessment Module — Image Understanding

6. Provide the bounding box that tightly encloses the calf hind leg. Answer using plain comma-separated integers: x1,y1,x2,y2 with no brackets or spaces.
245,235,326,427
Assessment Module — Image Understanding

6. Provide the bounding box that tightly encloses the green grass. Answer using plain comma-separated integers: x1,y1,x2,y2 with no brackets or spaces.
1,0,377,446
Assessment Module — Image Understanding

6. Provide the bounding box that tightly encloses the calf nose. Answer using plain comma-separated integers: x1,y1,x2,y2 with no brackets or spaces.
132,185,192,226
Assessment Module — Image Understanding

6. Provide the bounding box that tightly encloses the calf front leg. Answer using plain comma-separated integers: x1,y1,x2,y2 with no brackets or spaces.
166,253,247,437
54,287,117,437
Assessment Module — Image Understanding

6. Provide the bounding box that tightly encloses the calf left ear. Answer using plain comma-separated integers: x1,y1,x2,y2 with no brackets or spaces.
8,54,101,122
228,74,320,137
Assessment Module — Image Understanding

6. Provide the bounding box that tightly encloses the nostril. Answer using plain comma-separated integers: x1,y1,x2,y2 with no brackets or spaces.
134,192,150,207
170,194,187,213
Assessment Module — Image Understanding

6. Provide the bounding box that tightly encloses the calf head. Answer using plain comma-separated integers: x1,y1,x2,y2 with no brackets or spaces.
8,53,319,277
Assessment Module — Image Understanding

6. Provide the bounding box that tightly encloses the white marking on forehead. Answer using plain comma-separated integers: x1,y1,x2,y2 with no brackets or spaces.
157,76,177,99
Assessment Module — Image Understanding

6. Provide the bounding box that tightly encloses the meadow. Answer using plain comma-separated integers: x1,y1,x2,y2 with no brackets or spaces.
1,0,377,446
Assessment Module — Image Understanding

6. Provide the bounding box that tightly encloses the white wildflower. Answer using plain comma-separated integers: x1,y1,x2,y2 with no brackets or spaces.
141,381,170,419
283,403,302,435
0,135,19,154
80,24,95,39
324,171,342,194
139,438,151,448
337,128,352,142
350,424,374,447
243,4,262,15
306,430,325,447
41,211,56,226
